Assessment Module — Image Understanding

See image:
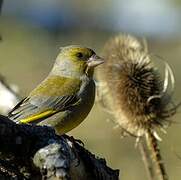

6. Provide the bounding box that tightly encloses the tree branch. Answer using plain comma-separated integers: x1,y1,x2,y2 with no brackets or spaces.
0,115,119,179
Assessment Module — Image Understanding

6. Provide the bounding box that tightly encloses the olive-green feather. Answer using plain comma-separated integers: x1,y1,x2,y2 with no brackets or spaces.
30,76,81,96
8,76,81,123
8,45,103,135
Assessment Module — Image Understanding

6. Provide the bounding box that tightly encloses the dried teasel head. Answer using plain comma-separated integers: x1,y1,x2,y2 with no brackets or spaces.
97,34,177,137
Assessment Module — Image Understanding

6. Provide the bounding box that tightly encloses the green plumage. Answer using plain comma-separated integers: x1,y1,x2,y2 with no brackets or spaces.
8,45,103,134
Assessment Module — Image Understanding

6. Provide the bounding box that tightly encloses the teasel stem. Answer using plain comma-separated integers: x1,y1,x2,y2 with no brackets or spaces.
145,129,168,180
138,139,155,180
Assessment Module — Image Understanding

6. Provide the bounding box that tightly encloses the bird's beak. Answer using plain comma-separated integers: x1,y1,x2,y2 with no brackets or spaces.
87,54,104,68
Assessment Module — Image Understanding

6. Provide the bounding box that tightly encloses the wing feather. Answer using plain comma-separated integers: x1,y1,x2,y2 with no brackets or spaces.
8,76,81,123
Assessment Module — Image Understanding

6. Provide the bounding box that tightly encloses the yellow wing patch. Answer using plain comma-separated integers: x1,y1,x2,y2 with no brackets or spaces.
20,110,57,124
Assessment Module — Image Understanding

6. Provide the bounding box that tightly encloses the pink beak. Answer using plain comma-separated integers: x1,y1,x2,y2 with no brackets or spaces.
87,54,104,68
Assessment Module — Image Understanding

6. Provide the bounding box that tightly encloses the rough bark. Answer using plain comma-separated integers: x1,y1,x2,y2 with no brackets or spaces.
0,115,119,179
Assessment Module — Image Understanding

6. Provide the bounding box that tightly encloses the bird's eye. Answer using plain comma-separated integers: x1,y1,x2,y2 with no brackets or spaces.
76,52,84,58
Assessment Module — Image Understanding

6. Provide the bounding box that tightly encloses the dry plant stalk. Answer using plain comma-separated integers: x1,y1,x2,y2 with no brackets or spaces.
138,141,155,180
97,34,178,180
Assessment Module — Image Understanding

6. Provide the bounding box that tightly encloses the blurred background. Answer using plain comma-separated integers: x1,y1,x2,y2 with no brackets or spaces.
0,0,181,179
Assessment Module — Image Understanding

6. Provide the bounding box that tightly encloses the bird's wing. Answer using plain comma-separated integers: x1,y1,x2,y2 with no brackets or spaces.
8,76,82,123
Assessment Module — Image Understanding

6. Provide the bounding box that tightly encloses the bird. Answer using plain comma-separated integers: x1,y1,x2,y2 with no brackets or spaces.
8,45,104,135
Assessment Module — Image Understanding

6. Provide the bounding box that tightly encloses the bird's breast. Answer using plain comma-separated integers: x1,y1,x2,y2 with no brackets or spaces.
71,78,95,117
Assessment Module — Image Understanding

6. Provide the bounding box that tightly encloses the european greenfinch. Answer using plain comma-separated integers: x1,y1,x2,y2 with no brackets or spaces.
8,45,104,134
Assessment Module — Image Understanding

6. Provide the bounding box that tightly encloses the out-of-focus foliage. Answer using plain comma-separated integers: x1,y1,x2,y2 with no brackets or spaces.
0,1,181,180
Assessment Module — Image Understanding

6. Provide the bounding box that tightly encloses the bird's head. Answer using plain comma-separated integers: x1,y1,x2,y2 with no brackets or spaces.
53,45,104,78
